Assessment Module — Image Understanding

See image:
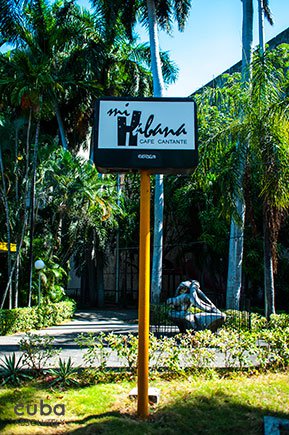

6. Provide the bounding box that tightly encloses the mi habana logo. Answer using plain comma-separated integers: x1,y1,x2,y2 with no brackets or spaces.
106,103,187,147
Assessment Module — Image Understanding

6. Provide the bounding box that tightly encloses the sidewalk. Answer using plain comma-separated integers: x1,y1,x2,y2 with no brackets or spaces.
0,309,138,368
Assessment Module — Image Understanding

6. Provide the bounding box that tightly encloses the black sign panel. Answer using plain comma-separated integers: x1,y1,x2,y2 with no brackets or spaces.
92,97,198,174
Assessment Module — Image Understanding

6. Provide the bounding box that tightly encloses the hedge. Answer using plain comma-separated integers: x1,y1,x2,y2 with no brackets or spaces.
0,299,76,335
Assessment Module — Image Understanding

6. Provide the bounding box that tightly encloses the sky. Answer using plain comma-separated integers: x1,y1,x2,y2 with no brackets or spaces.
154,0,289,97
76,0,288,97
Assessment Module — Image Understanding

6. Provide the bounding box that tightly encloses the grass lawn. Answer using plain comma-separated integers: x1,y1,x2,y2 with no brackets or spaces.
0,372,289,434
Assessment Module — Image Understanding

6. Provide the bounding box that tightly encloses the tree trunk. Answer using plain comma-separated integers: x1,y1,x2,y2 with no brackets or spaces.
96,254,105,308
15,126,19,203
226,199,245,309
241,0,253,83
258,0,265,54
0,145,13,309
1,209,29,309
263,206,275,319
25,109,32,180
151,175,164,303
147,0,165,97
55,103,68,150
14,126,20,307
226,0,253,310
28,119,41,307
258,0,275,318
14,254,20,308
147,0,165,304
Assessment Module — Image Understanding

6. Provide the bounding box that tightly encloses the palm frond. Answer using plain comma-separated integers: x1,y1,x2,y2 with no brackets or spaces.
262,0,273,26
0,0,22,41
173,0,191,31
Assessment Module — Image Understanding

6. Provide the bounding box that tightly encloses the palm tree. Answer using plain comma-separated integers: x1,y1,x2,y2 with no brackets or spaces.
89,0,182,305
251,46,288,318
141,0,192,304
258,0,273,55
226,0,253,310
256,0,277,318
96,0,192,303
226,0,273,310
36,149,120,305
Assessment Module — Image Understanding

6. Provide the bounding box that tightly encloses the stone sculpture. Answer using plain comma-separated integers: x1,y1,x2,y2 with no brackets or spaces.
167,280,226,333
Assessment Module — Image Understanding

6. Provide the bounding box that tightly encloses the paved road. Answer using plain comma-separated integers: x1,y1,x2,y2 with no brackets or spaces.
0,309,138,368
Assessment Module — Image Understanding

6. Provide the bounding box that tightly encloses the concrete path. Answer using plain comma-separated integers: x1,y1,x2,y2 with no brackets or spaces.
0,309,138,368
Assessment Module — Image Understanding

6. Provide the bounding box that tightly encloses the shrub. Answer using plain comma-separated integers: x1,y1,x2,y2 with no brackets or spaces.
0,308,38,335
47,357,79,388
107,333,138,372
19,333,61,371
0,353,32,386
268,313,289,330
149,334,182,374
76,332,112,369
179,330,216,369
0,299,76,335
250,313,268,332
257,327,289,369
223,310,251,331
215,329,257,369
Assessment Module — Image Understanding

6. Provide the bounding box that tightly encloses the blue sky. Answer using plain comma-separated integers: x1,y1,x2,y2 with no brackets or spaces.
154,0,289,97
76,0,288,97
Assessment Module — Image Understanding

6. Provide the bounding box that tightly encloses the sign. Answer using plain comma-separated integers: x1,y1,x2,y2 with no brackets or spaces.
92,97,198,174
0,242,16,252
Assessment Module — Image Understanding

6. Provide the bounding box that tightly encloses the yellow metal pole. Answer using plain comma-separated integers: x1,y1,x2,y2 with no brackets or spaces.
137,170,151,418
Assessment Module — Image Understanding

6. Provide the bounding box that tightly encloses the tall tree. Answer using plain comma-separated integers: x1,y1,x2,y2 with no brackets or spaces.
98,0,192,303
226,0,253,310
257,0,276,318
250,48,288,318
226,0,273,310
90,0,182,304
258,0,273,55
141,0,192,304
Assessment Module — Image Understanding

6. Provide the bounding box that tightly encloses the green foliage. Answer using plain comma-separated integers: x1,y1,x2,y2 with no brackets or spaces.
38,149,121,276
149,334,183,375
0,307,38,335
76,332,112,369
0,300,75,335
180,330,216,369
268,313,289,330
257,327,289,369
250,313,268,331
35,299,76,328
223,310,251,331
47,357,79,388
31,254,67,303
0,353,31,386
0,0,171,306
19,333,60,372
216,329,257,369
107,333,138,372
150,304,172,326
